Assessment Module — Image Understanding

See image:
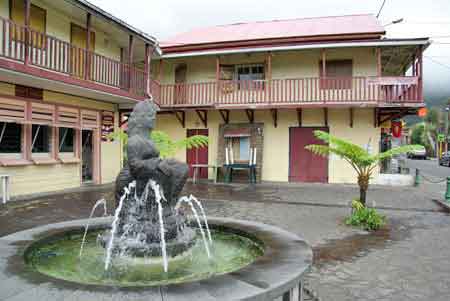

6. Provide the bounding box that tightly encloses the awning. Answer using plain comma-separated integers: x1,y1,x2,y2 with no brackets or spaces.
224,128,251,138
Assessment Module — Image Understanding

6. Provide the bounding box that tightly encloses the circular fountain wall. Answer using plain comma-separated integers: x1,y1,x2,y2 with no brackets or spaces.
25,224,263,287
0,217,312,300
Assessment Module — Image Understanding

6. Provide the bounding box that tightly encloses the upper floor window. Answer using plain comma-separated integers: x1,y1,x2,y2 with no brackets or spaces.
219,64,265,91
10,0,46,47
319,60,353,89
0,122,22,155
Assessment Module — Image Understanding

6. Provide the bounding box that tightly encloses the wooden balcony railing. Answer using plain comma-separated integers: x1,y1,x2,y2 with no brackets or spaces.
0,17,147,97
154,76,422,108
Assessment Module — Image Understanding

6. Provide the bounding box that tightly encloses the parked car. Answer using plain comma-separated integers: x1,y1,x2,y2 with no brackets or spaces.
439,152,450,167
407,145,427,160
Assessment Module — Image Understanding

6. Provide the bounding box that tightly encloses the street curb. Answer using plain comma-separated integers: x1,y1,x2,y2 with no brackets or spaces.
432,199,450,212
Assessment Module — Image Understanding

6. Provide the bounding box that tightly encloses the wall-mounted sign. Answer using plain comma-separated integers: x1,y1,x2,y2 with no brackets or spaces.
391,120,403,138
101,111,115,141
367,76,418,86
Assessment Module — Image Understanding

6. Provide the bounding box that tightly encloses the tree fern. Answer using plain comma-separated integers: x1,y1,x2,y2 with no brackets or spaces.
305,130,421,205
108,129,209,159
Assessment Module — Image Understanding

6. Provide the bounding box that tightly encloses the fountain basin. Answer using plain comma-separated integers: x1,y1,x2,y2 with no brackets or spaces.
0,217,312,300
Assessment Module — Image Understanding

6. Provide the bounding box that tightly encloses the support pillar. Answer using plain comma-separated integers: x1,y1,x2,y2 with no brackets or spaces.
128,35,135,92
144,43,152,97
85,13,92,80
23,0,31,65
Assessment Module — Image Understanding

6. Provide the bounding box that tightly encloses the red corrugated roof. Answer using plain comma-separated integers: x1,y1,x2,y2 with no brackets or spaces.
161,14,384,50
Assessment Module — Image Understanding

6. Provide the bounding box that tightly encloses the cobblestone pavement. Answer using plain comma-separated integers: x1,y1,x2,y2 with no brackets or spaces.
0,181,449,300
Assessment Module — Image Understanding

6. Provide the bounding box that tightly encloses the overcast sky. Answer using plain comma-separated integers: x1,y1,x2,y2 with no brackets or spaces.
90,0,450,104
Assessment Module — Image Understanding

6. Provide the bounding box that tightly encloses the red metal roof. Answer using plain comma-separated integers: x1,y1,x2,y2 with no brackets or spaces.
161,14,385,52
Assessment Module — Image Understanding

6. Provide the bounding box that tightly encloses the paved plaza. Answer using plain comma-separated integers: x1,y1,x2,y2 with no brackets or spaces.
0,178,449,300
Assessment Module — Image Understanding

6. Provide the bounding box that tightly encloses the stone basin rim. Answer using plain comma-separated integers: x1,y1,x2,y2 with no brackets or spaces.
1,216,312,301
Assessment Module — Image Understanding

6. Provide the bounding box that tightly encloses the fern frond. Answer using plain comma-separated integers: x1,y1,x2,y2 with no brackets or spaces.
373,145,422,161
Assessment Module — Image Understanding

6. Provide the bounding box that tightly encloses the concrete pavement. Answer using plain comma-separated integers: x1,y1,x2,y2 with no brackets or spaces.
0,180,449,300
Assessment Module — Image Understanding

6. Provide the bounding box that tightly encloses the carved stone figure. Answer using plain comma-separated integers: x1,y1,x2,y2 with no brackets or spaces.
102,99,193,256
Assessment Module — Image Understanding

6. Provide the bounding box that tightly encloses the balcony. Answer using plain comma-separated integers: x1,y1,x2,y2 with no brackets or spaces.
153,76,423,109
0,17,147,100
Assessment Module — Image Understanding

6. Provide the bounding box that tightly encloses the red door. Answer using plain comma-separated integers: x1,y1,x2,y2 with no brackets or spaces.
187,129,208,178
289,127,328,183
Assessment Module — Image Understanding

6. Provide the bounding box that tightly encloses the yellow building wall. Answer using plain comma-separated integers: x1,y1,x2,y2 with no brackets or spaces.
155,108,380,184
0,164,81,196
0,88,121,197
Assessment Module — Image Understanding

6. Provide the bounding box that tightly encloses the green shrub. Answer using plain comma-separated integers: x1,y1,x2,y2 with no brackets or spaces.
345,200,385,231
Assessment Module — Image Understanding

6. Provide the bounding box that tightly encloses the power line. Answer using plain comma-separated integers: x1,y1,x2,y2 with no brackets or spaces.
424,56,450,71
376,0,387,18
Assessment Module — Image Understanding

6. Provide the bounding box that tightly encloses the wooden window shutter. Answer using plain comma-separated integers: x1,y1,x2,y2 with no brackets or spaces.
56,106,80,129
10,0,46,47
71,23,95,51
81,110,99,129
30,102,55,125
0,98,27,123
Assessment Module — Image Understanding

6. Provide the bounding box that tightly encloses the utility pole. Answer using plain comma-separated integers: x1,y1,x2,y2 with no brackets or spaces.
445,107,449,153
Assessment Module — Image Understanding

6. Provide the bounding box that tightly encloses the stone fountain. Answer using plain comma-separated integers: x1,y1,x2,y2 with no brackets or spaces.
0,99,313,300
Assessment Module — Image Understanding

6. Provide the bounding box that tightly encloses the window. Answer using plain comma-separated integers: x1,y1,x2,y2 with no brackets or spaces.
31,124,51,154
10,0,46,47
59,127,74,153
236,64,265,90
228,137,250,162
0,122,22,154
319,60,353,89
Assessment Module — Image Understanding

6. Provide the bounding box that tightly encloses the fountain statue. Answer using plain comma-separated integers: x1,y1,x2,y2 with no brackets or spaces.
100,100,196,266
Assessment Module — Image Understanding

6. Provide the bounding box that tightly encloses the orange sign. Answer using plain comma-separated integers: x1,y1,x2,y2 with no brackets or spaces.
418,107,428,117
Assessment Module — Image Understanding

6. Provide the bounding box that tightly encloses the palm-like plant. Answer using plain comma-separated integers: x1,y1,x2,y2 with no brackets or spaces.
305,130,421,206
108,129,208,159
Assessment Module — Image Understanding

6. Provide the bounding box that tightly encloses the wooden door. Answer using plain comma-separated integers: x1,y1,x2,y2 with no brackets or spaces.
289,127,328,183
187,129,208,178
71,23,95,78
174,64,187,104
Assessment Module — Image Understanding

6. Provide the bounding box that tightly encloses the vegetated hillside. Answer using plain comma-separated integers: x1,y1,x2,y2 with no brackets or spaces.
405,87,449,126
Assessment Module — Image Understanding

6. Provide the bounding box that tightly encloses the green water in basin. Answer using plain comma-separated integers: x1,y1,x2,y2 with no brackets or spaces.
25,228,264,287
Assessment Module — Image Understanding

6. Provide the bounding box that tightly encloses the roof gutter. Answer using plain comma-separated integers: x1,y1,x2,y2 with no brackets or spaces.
158,38,430,59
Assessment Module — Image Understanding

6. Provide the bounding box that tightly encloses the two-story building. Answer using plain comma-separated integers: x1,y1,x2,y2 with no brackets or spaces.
0,0,158,197
151,14,429,184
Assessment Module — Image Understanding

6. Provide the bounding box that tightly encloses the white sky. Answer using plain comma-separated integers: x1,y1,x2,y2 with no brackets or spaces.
89,0,450,103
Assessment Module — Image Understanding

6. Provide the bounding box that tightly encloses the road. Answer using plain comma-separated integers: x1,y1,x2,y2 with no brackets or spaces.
406,158,450,179
406,158,449,198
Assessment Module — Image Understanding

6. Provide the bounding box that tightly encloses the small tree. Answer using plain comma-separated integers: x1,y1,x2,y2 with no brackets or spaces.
305,130,420,206
109,129,208,160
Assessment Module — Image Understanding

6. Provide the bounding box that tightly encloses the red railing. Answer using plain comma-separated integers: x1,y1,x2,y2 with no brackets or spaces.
155,76,422,108
0,17,147,97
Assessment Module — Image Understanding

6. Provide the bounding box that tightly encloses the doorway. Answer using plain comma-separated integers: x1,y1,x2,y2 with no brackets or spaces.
174,64,187,104
81,130,93,183
289,127,329,183
186,129,208,179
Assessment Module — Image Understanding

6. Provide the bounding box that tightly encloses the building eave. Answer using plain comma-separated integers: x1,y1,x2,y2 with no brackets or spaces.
157,38,431,59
